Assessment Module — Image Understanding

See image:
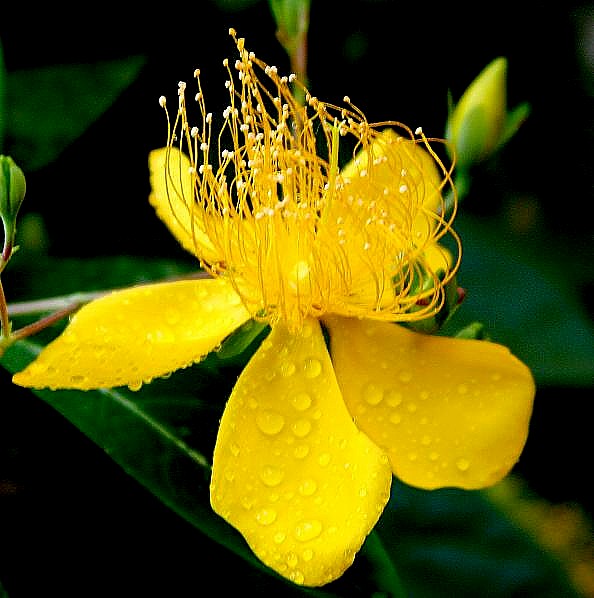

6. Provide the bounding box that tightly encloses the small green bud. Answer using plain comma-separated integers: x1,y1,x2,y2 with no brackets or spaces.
0,155,26,261
446,57,520,169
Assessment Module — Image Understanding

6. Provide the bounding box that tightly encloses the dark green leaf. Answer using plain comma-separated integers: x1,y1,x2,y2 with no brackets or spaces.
1,340,340,597
376,477,583,598
442,214,594,386
5,56,146,171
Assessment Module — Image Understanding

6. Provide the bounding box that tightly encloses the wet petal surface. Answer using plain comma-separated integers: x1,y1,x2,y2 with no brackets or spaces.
13,278,250,390
325,315,535,490
210,318,392,586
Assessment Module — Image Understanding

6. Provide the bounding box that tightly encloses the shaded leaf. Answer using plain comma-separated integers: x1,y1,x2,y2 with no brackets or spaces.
5,56,146,171
376,477,584,597
443,213,594,386
1,339,340,597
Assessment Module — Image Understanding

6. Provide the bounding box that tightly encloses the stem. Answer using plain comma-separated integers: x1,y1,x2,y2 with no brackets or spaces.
0,277,10,338
360,530,408,598
10,302,83,342
7,290,107,317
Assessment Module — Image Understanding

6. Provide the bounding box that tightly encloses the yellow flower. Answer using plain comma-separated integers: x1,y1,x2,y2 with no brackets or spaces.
12,30,535,587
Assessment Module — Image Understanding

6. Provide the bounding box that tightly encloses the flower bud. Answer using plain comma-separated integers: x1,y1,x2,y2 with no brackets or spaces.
446,57,508,168
0,155,26,260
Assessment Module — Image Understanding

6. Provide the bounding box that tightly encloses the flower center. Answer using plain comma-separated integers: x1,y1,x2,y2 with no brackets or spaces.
161,29,460,332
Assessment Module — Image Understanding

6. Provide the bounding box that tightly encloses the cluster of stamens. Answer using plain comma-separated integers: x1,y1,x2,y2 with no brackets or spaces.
158,28,460,331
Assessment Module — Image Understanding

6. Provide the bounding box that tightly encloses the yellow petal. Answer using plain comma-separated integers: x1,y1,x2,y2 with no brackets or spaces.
339,127,443,215
13,278,250,390
325,315,535,490
210,318,392,586
148,147,219,262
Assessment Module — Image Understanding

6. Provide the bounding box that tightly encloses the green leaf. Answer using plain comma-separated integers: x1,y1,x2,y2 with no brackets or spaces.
5,255,196,301
1,340,342,596
376,477,585,598
5,56,146,171
442,213,594,386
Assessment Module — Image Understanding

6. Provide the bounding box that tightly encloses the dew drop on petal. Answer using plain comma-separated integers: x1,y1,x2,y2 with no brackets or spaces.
256,410,285,435
287,552,299,568
456,458,470,472
302,549,314,561
293,444,310,459
386,390,403,406
274,531,286,544
230,442,241,457
260,465,284,487
280,361,296,377
292,419,312,438
291,392,312,411
318,453,331,467
363,383,384,406
398,370,413,383
390,413,402,424
303,358,322,379
298,478,318,496
255,507,277,525
294,519,322,542
457,383,468,395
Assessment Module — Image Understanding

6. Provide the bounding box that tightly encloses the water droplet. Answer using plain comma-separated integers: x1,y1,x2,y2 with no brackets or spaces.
419,390,429,400
457,383,468,395
287,552,299,568
127,380,143,391
389,413,402,425
230,442,240,456
292,419,312,438
491,372,502,382
386,390,403,406
303,358,322,378
359,487,368,497
429,451,439,461
260,465,284,487
398,370,412,383
456,458,470,472
294,519,322,542
289,571,305,585
363,383,384,405
256,410,285,435
407,402,418,413
408,452,418,461
224,469,235,482
298,478,317,496
302,548,314,561
241,495,255,510
293,444,310,459
290,392,312,411
255,507,277,525
279,361,296,377
318,453,331,466
421,435,432,446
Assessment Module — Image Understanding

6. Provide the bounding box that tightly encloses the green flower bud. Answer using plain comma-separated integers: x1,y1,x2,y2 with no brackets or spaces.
0,155,26,260
446,57,508,168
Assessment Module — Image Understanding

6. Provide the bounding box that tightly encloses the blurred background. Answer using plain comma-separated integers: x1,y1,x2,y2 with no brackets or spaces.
0,1,593,595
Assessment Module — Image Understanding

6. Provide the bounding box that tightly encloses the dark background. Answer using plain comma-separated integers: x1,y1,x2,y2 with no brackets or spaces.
0,1,593,596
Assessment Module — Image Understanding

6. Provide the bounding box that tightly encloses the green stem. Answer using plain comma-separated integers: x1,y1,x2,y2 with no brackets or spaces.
0,276,10,338
361,530,408,598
